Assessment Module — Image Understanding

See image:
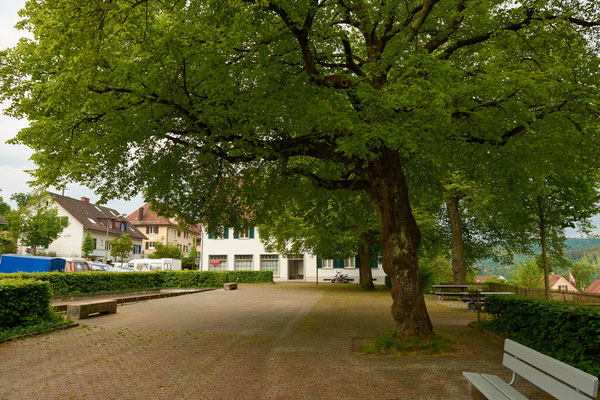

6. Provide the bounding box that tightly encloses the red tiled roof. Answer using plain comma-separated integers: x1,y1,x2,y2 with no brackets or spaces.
549,274,563,286
127,204,202,235
585,280,600,294
475,275,505,283
50,193,147,240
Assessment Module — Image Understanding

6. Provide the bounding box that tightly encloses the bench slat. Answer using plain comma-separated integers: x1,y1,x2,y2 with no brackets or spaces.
504,339,598,397
481,374,528,400
463,372,512,400
503,354,592,400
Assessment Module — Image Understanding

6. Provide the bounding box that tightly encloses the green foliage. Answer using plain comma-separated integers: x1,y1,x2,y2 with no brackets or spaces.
148,242,183,259
483,295,600,376
509,259,544,288
0,278,53,328
0,237,17,256
570,261,595,291
360,331,455,355
10,193,32,209
0,190,10,215
0,270,273,296
81,231,94,258
5,192,69,254
0,310,71,341
182,244,199,270
110,234,133,263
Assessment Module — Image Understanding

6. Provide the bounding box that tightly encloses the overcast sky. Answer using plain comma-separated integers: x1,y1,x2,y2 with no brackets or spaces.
1,1,598,236
0,0,143,214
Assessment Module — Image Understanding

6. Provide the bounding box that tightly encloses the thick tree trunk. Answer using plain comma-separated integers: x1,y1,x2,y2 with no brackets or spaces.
362,151,433,339
446,196,467,285
357,238,375,290
537,196,551,301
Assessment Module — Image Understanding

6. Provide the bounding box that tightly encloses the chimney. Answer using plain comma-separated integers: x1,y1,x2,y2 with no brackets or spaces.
138,207,144,221
81,197,90,204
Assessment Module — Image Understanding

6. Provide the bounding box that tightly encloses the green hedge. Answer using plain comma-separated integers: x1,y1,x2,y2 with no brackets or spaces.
0,279,53,328
0,270,273,296
484,295,600,376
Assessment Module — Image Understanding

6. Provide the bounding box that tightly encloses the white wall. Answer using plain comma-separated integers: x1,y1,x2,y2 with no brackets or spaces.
200,227,386,283
46,203,85,257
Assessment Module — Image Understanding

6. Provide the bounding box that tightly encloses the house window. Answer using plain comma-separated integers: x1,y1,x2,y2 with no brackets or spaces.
344,257,356,269
558,285,568,291
184,232,189,239
93,239,97,250
147,226,158,234
105,241,111,250
183,245,188,253
146,242,156,250
260,255,279,276
177,231,181,238
236,229,250,239
234,255,253,271
321,259,333,268
209,255,227,271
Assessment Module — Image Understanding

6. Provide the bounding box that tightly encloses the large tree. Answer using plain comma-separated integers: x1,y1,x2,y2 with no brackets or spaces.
2,1,600,338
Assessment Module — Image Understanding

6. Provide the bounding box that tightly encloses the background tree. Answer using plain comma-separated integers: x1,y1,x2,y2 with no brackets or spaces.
0,190,10,216
10,193,32,209
2,1,600,338
510,259,545,289
110,234,133,264
5,192,69,255
0,237,17,256
148,242,183,259
570,260,595,291
81,231,94,259
182,244,199,270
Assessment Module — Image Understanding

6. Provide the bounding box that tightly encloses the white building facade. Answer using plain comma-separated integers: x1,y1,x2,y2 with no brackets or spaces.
200,226,386,283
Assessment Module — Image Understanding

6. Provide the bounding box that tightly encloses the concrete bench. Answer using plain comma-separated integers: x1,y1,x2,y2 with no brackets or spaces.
464,338,598,399
66,299,117,320
224,282,238,290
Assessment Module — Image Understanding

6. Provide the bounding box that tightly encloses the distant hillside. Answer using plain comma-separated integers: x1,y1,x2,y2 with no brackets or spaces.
474,238,600,278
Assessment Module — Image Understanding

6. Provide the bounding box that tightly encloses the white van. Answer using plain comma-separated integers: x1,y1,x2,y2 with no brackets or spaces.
126,258,182,271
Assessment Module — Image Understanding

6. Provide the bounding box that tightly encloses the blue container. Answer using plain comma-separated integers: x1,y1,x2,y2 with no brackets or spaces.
0,254,66,273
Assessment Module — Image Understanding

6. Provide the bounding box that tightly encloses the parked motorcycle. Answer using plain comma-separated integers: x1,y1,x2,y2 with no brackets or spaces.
331,271,349,284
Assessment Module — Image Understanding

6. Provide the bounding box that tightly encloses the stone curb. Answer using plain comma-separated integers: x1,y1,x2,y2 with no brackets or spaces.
0,322,79,344
467,321,505,343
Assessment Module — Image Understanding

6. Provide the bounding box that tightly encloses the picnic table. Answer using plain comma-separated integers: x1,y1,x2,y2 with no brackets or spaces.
431,285,470,300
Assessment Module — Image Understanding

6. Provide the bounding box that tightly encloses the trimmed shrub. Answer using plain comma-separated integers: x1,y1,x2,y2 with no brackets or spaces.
0,279,52,328
0,270,273,296
483,295,600,376
228,270,273,283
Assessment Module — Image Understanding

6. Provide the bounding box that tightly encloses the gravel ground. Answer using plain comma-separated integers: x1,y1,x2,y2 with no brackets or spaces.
0,283,554,400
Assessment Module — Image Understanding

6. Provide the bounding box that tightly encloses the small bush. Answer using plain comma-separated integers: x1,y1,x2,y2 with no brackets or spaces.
483,295,600,376
0,278,53,328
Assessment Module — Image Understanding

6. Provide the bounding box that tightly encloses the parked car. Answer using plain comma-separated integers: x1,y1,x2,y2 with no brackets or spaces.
89,262,115,272
126,258,182,271
64,258,91,272
0,254,66,273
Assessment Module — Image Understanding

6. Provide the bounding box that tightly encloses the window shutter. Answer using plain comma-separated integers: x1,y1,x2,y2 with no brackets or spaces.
146,226,149,234
224,227,229,239
334,258,344,268
370,258,378,268
208,232,214,239
145,242,149,250
317,257,322,269
355,255,359,268
233,230,239,239
249,227,255,239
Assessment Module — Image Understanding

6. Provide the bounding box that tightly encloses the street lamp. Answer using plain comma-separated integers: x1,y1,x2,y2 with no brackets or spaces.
104,214,126,263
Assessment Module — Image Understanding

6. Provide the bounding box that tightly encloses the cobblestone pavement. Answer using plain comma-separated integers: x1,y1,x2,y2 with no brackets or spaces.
0,284,553,400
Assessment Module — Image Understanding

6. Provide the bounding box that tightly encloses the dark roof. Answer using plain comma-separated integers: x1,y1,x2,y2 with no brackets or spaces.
585,280,600,294
127,203,202,235
50,193,147,240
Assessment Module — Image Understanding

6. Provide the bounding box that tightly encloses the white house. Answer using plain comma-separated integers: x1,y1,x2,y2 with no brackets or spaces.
200,226,386,283
18,193,147,263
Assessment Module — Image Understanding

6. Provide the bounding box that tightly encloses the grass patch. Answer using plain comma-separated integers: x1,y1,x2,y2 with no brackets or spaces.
360,331,456,355
0,310,74,342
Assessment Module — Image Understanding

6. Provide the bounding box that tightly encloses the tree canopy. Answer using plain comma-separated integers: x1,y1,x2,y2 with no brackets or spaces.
2,0,600,338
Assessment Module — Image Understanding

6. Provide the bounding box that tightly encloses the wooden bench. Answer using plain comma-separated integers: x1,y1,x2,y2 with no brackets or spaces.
224,282,238,290
464,338,598,400
66,299,117,320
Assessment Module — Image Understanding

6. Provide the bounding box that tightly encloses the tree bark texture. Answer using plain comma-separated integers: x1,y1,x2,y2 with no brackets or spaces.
537,196,551,301
357,239,375,290
362,150,433,338
446,196,467,285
